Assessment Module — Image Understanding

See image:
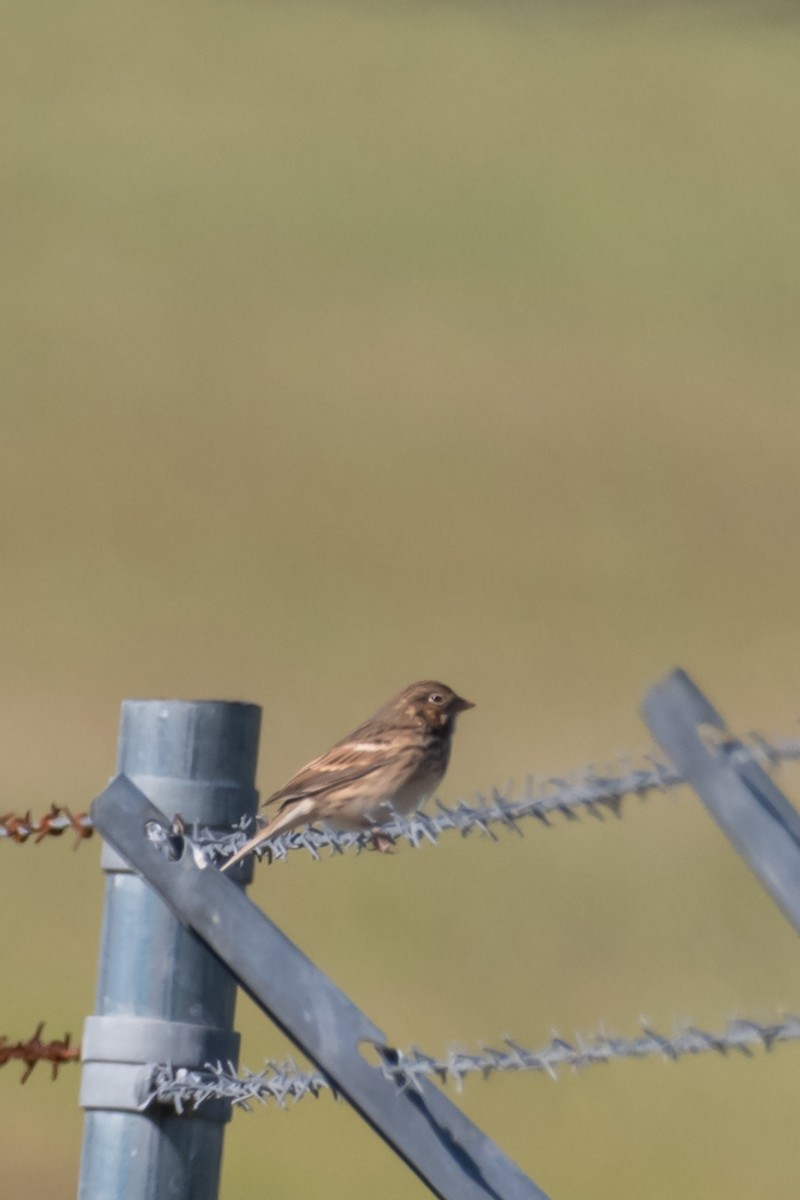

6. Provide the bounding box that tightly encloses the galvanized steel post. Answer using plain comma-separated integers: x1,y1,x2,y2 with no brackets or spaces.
78,700,261,1200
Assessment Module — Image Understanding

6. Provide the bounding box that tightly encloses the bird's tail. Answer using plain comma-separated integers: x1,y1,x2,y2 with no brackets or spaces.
219,823,272,873
220,799,314,873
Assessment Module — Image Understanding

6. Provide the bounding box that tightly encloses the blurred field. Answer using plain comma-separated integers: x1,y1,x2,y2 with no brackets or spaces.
3,1,800,1196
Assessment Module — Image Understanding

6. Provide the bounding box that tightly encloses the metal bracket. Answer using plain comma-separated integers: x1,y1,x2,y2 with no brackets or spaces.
642,668,800,937
80,1015,239,1122
91,774,550,1200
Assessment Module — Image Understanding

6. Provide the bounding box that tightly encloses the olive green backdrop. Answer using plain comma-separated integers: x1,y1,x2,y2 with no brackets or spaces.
3,2,800,1197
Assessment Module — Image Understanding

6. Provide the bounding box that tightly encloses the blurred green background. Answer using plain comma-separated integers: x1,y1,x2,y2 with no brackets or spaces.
4,1,800,1196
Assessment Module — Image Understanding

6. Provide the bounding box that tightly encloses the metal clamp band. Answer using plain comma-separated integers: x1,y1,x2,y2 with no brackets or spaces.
80,1015,240,1122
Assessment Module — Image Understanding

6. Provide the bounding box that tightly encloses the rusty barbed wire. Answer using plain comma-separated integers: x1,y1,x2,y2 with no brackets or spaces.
142,1014,800,1112
0,804,93,846
3,730,800,856
0,1023,80,1082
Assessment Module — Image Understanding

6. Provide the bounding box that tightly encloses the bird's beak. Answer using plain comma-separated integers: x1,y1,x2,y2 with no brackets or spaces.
455,696,475,712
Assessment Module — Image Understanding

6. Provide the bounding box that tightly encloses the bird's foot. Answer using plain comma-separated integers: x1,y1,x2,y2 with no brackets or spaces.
370,829,396,854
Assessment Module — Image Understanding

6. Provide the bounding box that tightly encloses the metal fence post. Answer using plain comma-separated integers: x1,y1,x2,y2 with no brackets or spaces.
77,700,261,1200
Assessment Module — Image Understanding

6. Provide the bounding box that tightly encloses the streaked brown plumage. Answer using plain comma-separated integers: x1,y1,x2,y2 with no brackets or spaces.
221,681,474,871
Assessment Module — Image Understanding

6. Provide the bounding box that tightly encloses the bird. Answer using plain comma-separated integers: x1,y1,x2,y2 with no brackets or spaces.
221,680,474,871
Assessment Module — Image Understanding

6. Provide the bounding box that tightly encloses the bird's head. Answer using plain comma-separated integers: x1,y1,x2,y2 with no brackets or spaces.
399,681,475,731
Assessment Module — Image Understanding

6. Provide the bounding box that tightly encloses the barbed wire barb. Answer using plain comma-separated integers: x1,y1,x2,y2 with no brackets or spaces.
0,805,93,846
0,1023,80,1082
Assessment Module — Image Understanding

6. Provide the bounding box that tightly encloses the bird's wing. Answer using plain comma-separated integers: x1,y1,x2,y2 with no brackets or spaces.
265,740,410,812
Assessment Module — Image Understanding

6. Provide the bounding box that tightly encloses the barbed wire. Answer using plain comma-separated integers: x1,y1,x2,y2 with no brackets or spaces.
0,1024,80,1082
180,729,800,861
0,804,93,845
3,731,800,858
143,1015,800,1112
6,1013,799,1099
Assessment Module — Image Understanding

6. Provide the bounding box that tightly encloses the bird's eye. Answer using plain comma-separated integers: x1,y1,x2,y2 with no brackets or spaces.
428,692,444,705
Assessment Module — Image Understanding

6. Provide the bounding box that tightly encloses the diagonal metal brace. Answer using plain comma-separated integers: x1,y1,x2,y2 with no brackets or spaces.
642,668,800,937
91,775,549,1200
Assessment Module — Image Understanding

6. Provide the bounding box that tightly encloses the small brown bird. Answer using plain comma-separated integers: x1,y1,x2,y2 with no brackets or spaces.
221,681,474,871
